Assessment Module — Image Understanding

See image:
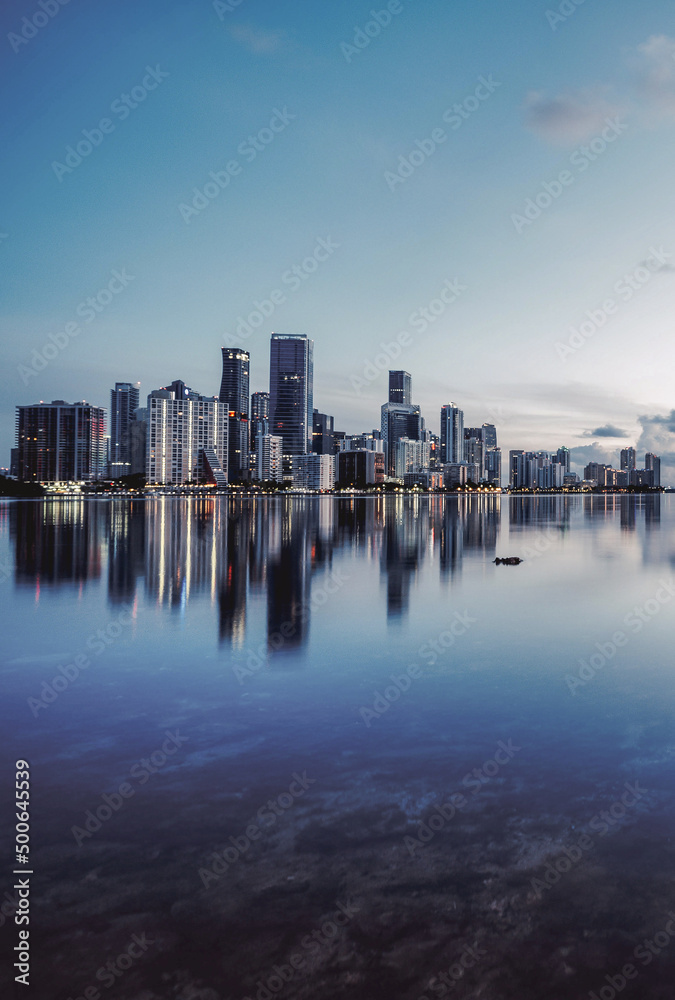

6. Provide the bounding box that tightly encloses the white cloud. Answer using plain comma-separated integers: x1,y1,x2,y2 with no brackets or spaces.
634,34,675,118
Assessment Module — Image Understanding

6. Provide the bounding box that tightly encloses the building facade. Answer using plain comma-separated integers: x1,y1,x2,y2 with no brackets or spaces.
16,400,106,483
219,348,250,480
440,404,464,464
253,434,283,482
269,334,314,458
294,453,335,491
109,382,140,478
146,387,228,485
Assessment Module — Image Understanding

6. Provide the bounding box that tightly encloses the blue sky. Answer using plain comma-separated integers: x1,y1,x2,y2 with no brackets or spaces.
2,0,675,479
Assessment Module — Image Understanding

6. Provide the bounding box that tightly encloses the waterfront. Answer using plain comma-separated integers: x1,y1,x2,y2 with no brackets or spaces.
1,494,675,999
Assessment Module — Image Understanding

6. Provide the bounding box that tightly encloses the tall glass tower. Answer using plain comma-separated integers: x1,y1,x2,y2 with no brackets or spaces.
388,371,412,406
440,404,464,464
269,334,314,457
110,382,140,477
219,348,250,480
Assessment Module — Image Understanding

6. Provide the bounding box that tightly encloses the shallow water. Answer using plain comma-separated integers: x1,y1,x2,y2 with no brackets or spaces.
1,494,675,999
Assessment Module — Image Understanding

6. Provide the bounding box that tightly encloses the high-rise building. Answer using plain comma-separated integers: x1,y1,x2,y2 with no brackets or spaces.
16,400,106,483
109,382,140,478
337,449,385,488
485,448,502,486
388,371,412,406
294,453,335,491
146,385,227,485
482,423,497,450
645,453,661,487
219,348,250,480
249,391,270,465
312,410,334,455
440,404,464,464
253,434,283,482
269,334,314,458
395,438,431,479
584,462,611,485
620,448,636,471
554,447,570,474
381,402,424,476
464,427,484,469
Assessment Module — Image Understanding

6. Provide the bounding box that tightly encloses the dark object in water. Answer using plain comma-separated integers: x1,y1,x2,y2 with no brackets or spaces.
494,557,523,565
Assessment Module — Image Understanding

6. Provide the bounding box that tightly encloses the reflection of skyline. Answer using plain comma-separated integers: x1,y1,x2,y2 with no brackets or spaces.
6,495,668,643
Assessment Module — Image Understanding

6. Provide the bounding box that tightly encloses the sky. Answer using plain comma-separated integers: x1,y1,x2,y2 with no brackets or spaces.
2,0,675,481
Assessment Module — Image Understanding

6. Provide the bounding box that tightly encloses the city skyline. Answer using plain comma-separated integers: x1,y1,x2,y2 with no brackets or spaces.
8,335,665,485
3,0,675,481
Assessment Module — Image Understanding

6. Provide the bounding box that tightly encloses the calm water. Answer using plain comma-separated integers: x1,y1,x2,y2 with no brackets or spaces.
1,494,675,1000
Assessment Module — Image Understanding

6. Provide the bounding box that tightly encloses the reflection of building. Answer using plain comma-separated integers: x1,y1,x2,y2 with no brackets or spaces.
219,349,250,480
16,401,106,482
10,501,105,586
269,334,314,459
108,500,145,603
146,385,228,485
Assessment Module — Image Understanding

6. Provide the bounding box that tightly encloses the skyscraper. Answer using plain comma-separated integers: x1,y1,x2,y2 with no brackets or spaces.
620,447,636,471
16,401,106,482
312,410,334,455
645,452,661,487
482,423,497,450
440,404,464,464
269,334,314,458
219,348,250,480
146,385,227,485
388,371,412,406
109,382,140,478
381,402,424,476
